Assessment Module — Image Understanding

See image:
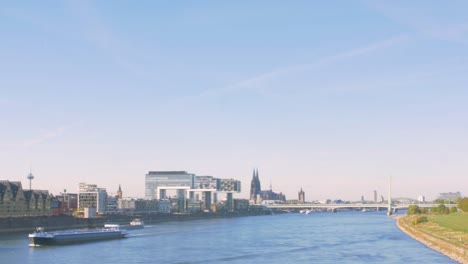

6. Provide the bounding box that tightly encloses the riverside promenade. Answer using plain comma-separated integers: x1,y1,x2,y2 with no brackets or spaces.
397,215,468,263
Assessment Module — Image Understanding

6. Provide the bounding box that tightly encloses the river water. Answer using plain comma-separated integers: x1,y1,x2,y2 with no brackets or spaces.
0,211,454,263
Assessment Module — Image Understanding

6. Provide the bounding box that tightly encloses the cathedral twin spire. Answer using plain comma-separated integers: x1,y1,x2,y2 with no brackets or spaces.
250,168,261,202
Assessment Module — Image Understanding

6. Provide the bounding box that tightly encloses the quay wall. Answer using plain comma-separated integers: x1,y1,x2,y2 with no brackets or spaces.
0,215,104,234
0,210,272,234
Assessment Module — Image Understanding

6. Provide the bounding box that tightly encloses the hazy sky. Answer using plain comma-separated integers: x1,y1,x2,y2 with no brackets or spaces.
1,1,468,201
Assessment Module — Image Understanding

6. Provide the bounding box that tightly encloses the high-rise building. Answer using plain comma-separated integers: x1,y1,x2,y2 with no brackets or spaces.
373,190,377,203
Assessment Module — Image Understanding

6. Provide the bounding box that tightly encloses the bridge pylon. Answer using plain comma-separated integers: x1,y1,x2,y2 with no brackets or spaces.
387,176,392,216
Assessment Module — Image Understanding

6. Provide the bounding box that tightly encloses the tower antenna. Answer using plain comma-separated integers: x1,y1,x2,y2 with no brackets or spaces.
27,168,34,190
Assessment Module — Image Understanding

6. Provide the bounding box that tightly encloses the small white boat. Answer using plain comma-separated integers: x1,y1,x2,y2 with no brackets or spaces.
128,219,144,229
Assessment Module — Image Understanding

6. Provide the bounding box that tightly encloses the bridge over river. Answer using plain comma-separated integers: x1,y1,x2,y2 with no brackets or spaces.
264,203,457,212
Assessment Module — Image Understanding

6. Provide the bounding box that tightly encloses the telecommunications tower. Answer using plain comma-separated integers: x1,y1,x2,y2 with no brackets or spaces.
27,171,34,190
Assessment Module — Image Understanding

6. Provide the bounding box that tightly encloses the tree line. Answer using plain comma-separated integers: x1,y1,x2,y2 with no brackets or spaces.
407,197,468,216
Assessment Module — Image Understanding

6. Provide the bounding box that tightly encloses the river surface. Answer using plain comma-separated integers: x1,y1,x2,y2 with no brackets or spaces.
0,211,454,263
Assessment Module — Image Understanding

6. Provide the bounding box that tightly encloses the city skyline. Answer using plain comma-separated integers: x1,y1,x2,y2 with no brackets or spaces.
1,2,468,201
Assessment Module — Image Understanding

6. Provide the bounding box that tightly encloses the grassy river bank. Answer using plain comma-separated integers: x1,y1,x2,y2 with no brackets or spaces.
397,213,468,263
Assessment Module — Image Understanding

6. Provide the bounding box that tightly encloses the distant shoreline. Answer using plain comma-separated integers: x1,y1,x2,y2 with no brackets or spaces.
396,215,467,263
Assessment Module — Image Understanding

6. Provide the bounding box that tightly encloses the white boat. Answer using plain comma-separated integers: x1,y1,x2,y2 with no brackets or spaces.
128,219,144,229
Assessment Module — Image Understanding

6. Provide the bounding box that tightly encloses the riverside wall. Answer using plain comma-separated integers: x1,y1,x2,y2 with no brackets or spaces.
0,210,272,234
0,215,104,234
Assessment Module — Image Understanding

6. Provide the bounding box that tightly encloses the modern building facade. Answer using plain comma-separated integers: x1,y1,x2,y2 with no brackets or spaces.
78,183,107,214
145,171,194,200
145,171,241,212
118,198,171,214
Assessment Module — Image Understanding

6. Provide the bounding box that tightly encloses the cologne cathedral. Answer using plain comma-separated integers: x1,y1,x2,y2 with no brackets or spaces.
249,169,286,204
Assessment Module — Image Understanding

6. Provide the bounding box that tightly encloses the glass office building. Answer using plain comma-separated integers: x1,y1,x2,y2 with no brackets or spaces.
145,171,195,199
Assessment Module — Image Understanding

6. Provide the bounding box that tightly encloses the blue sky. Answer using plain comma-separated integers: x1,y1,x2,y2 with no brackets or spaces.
1,1,468,201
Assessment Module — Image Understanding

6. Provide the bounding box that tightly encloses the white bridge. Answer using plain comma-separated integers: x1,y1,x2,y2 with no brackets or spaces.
264,203,456,211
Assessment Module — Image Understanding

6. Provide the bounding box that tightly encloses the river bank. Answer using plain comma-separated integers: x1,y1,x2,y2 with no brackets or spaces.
0,209,273,234
396,215,468,263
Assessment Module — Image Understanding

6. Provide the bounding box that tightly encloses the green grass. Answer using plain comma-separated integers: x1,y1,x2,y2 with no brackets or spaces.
428,212,468,233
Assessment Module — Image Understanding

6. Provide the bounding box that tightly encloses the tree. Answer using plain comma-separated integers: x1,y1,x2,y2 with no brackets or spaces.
437,204,449,214
450,206,458,214
457,197,468,212
408,205,421,215
433,198,446,204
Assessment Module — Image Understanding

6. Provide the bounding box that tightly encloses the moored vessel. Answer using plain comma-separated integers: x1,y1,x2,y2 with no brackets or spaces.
28,225,128,246
128,218,144,229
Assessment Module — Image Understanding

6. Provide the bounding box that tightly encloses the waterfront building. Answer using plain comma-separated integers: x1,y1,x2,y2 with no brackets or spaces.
118,198,171,214
219,178,241,211
146,171,241,212
158,199,171,213
118,198,136,213
298,188,305,203
0,180,52,217
145,171,194,200
193,176,218,212
106,196,119,214
55,191,78,215
78,182,107,214
249,170,286,204
234,199,249,211
187,199,202,213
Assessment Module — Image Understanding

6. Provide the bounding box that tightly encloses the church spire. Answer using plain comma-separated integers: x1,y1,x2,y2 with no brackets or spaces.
117,184,123,199
256,168,261,193
250,169,257,203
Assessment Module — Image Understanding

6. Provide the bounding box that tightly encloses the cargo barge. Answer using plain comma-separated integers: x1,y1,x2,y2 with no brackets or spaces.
28,224,127,246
